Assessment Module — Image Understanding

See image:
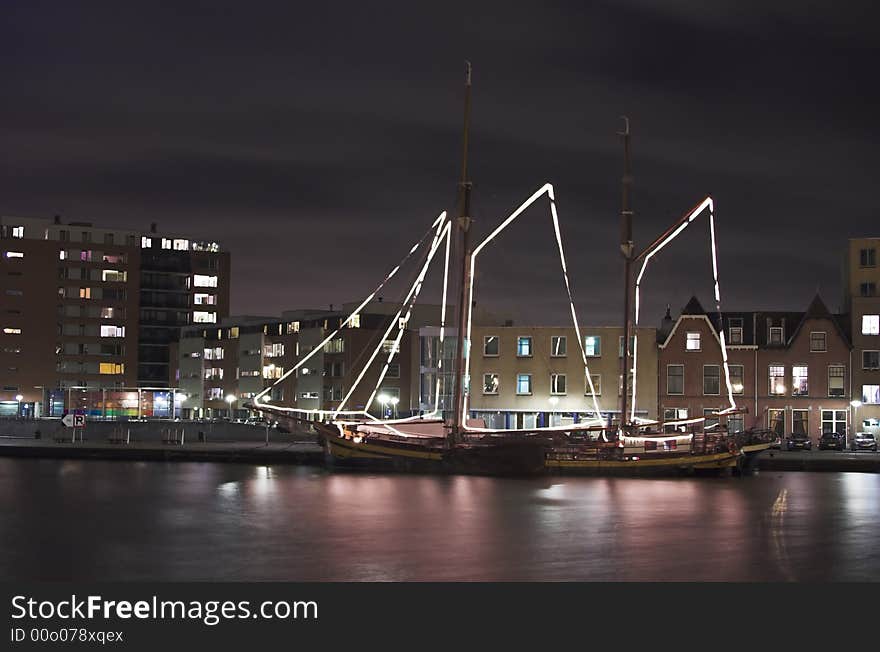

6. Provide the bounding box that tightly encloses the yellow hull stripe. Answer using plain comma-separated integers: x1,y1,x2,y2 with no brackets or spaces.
545,451,738,469
328,436,444,461
741,443,773,454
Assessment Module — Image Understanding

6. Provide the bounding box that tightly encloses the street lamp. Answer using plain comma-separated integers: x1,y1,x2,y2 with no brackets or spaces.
225,394,236,420
15,393,23,417
851,400,863,443
377,393,390,418
389,395,399,419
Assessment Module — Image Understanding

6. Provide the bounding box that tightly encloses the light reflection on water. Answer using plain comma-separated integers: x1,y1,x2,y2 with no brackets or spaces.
0,459,878,581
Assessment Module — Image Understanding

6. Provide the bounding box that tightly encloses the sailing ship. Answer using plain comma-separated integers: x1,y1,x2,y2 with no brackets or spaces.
247,64,771,476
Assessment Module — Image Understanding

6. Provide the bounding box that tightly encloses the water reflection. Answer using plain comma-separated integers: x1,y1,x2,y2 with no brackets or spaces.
0,459,878,581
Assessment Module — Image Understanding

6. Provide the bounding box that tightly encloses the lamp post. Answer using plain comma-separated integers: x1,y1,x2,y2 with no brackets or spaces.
390,396,399,419
15,394,23,418
850,400,862,446
225,394,236,420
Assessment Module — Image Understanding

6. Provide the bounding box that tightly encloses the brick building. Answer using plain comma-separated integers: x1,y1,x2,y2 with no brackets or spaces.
658,295,852,442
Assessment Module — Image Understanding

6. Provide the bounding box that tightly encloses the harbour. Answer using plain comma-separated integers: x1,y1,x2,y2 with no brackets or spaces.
1,456,878,581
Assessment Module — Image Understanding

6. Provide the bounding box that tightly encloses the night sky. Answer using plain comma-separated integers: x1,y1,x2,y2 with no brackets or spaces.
2,1,878,327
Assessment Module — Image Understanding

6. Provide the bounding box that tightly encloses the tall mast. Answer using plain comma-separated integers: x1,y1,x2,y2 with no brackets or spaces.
451,61,473,444
618,117,633,438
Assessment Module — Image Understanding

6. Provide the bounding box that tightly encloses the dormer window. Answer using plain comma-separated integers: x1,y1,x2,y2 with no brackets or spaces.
769,326,783,345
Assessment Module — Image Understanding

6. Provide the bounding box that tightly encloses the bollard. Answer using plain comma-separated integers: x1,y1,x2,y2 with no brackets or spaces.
181,428,185,445
126,429,130,445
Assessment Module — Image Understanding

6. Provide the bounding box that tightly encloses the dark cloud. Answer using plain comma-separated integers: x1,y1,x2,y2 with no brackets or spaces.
1,0,877,326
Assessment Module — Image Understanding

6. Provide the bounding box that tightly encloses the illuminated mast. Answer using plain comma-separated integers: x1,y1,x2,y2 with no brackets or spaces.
451,61,473,444
618,117,633,439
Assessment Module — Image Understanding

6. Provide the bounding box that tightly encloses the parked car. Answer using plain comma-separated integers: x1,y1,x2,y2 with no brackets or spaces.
818,432,845,451
786,433,812,451
850,432,878,452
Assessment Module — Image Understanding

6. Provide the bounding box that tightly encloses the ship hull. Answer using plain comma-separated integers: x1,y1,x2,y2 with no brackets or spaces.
544,449,740,476
318,425,548,476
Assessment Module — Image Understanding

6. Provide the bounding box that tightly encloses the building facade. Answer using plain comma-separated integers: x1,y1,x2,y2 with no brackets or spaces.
459,325,658,429
843,238,880,433
0,215,229,416
176,302,441,419
659,295,852,442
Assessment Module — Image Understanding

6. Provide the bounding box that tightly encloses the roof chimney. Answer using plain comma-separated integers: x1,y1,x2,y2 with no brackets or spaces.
53,215,61,225
150,222,157,233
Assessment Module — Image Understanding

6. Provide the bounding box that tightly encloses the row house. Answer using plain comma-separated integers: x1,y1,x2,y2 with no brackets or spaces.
659,295,852,443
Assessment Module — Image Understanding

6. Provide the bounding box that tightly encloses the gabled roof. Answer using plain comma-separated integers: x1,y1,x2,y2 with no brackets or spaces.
661,293,852,350
788,293,851,347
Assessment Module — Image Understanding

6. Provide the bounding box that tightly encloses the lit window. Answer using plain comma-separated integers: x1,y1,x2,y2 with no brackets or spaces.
863,385,880,404
3,327,22,334
263,365,284,379
287,321,300,334
79,250,92,262
828,366,845,397
11,226,23,238
348,314,360,329
862,315,879,335
551,373,566,395
99,363,124,375
792,365,808,396
810,332,826,352
173,239,189,250
585,374,601,395
703,365,720,395
193,274,218,287
4,251,23,258
102,253,125,264
584,336,601,357
141,237,152,248
263,343,284,358
101,270,127,282
769,365,786,395
207,388,223,400
483,336,499,356
667,365,684,395
100,307,117,319
194,293,216,305
380,339,398,354
863,351,880,370
325,338,345,353
399,317,408,330
551,336,566,357
79,287,91,299
483,373,499,394
729,365,745,395
229,327,239,339
193,311,217,323
59,250,67,260
686,332,701,351
516,374,532,395
100,325,125,338
517,336,532,357
161,238,172,249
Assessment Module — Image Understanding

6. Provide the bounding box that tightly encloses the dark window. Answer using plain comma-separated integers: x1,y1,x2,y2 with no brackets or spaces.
860,248,876,267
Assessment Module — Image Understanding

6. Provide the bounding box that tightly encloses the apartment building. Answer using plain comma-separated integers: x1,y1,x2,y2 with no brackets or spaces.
0,215,229,416
457,325,658,429
658,295,852,441
176,302,442,419
842,238,880,433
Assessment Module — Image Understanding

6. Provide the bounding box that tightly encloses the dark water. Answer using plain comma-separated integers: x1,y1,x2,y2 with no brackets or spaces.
1,458,878,581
